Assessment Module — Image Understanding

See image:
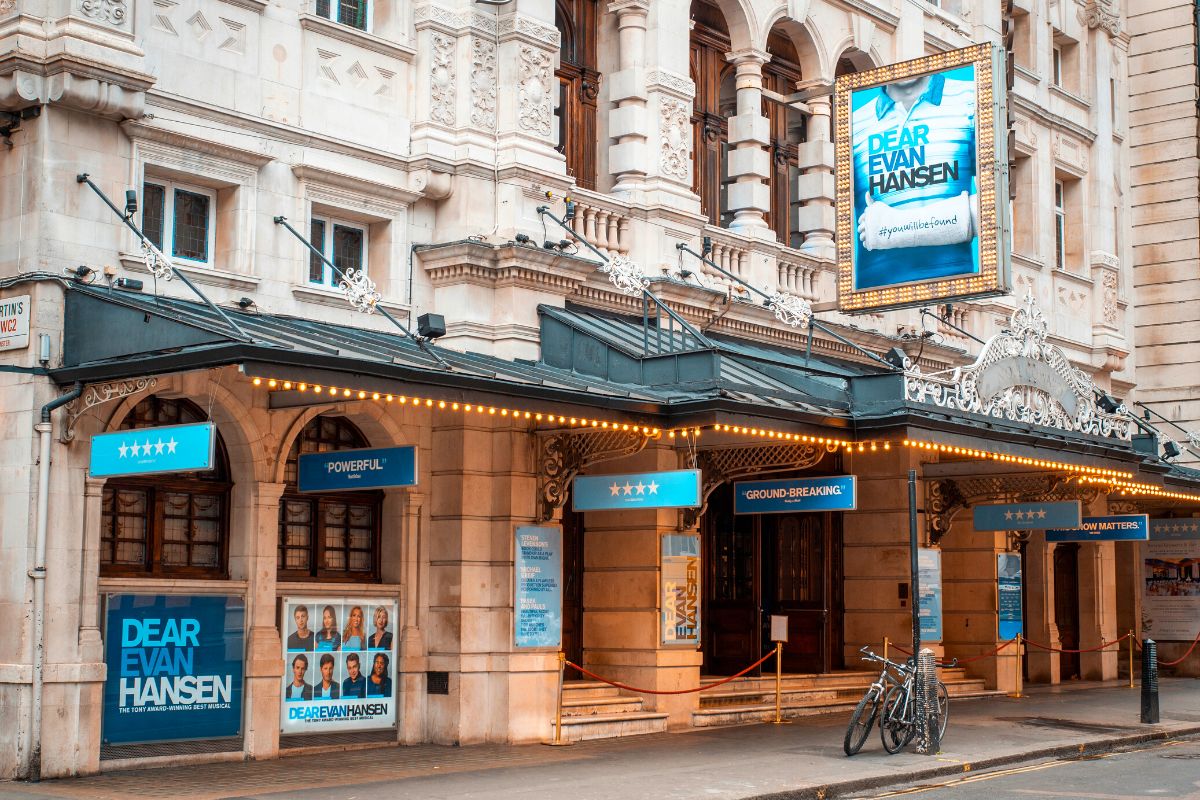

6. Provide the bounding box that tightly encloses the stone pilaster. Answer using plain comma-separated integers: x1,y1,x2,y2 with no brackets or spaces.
242,481,286,761
1024,538,1060,684
607,0,650,194
398,490,428,745
1078,542,1118,680
724,49,771,234
494,7,564,175
795,93,835,258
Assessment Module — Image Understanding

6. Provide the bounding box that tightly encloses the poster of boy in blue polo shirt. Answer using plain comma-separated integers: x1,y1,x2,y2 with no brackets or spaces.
850,64,979,290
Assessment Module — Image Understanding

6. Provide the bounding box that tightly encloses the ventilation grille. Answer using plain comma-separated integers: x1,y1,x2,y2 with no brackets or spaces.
427,670,450,695
101,736,243,762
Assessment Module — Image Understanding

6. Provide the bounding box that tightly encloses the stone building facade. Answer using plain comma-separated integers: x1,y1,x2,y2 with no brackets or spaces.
3,0,1194,783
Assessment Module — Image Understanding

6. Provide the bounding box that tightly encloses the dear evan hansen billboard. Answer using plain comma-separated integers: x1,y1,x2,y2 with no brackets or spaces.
102,594,244,745
835,44,1009,314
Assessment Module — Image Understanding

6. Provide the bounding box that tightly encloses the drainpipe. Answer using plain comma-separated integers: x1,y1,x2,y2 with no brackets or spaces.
24,381,83,781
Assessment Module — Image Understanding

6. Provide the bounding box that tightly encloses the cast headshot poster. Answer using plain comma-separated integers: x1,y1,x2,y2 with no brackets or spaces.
850,63,979,291
280,597,398,734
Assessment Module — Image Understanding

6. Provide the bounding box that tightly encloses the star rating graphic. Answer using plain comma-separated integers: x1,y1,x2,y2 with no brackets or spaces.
606,478,662,500
115,436,179,459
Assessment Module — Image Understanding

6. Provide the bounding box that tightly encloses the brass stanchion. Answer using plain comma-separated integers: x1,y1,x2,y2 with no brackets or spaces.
772,641,789,724
883,635,890,663
1008,634,1024,699
545,651,572,746
1128,630,1135,689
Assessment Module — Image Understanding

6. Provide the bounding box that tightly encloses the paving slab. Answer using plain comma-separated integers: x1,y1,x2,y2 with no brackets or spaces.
3,678,1198,800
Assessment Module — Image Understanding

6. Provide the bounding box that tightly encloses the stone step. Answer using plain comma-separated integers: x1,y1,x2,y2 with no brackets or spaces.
562,695,646,716
553,711,669,742
561,681,622,700
693,686,1007,728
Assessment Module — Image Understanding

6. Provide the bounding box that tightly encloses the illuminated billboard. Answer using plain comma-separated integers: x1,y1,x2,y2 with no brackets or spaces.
835,44,1010,314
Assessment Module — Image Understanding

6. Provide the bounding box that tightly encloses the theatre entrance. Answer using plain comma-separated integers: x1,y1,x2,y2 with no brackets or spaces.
702,484,843,675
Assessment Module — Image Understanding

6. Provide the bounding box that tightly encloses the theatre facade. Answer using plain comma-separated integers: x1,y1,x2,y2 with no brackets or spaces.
3,0,1200,783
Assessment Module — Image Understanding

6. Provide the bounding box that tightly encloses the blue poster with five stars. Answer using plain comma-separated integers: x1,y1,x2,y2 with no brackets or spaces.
90,422,216,478
572,469,702,511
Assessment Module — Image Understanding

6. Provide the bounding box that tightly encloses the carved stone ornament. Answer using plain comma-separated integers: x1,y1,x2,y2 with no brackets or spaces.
339,268,382,313
79,0,128,27
518,45,552,136
0,0,15,14
1084,0,1120,36
1102,271,1119,326
903,291,1132,440
599,254,649,296
659,98,690,181
470,38,497,130
430,33,456,126
766,290,812,328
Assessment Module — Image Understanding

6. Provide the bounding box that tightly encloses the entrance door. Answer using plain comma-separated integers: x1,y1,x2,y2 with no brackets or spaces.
1053,543,1081,680
763,513,830,674
703,485,842,675
561,506,585,666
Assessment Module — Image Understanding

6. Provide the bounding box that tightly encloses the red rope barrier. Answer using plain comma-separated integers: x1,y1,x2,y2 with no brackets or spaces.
1022,633,1131,655
564,649,776,696
1157,630,1200,667
890,639,1014,664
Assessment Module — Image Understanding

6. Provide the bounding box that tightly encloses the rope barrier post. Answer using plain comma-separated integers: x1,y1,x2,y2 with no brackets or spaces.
1141,639,1159,724
1128,630,1134,689
546,651,571,746
883,636,889,664
773,641,787,725
1008,634,1024,699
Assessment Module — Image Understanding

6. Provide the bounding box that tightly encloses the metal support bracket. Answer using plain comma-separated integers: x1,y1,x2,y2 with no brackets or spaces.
61,378,158,442
536,429,654,522
924,472,1102,544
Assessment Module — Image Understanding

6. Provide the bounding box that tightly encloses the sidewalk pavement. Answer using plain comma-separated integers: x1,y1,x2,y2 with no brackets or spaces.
3,678,1198,800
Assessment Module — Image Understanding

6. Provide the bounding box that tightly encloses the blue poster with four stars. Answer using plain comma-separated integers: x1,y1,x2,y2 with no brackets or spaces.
973,501,1081,531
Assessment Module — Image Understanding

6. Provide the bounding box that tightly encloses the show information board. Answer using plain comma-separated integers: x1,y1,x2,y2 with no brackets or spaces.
997,553,1023,640
918,548,943,642
572,470,702,511
1142,521,1200,641
1046,514,1149,542
733,476,857,514
103,594,244,745
661,534,700,646
835,44,1010,314
280,597,398,734
90,422,216,478
514,526,563,648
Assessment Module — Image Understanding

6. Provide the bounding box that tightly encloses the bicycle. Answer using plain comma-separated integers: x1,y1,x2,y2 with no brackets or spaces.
843,645,912,756
878,659,953,754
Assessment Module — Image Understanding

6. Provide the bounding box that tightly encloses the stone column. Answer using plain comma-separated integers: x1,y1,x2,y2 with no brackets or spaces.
1024,538,1060,684
398,490,428,745
242,481,286,761
607,0,650,194
724,49,772,234
795,94,836,258
1078,542,1118,680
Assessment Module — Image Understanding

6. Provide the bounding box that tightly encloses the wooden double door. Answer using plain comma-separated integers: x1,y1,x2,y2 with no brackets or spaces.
703,485,843,675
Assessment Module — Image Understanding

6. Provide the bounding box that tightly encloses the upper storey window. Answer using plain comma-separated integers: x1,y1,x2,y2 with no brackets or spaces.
143,179,216,267
316,0,368,31
554,0,600,190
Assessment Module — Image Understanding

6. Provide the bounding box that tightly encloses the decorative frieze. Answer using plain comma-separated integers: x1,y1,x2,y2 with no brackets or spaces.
518,44,553,137
79,0,129,28
470,38,497,131
659,97,690,181
429,32,456,126
646,69,695,101
498,14,559,47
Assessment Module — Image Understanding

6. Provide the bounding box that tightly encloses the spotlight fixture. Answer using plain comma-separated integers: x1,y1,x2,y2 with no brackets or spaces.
882,347,908,369
701,235,713,258
417,312,447,340
114,277,144,292
1096,393,1122,414
70,265,95,280
1163,440,1183,460
515,233,533,245
237,297,256,309
124,189,138,219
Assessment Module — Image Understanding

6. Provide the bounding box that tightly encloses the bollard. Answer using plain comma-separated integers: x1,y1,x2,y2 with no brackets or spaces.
915,648,939,754
1141,639,1159,724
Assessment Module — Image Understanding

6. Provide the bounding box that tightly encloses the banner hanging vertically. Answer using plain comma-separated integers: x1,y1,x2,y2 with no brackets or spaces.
661,534,700,646
514,526,563,648
835,44,1010,314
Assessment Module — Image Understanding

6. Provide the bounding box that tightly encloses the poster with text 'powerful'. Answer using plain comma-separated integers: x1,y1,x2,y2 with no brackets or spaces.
103,594,244,745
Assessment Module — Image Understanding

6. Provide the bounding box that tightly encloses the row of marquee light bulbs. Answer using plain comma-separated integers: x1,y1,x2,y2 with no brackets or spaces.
248,377,1200,502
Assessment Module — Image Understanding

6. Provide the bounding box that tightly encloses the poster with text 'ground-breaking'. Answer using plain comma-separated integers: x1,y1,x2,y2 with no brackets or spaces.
1142,522,1200,641
280,597,398,734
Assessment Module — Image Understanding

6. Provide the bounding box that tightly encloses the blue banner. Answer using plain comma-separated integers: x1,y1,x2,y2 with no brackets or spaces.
572,469,701,511
918,548,942,642
973,501,1081,531
734,476,856,514
514,526,562,648
997,553,1023,640
103,594,244,745
1046,514,1149,542
1150,519,1200,540
298,446,417,492
90,422,215,478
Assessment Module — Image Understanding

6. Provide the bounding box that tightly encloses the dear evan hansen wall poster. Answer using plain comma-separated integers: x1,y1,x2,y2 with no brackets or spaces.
835,44,1009,313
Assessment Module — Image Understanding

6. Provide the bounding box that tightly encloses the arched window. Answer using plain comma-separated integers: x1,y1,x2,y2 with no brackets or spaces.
278,416,382,581
554,0,600,190
101,396,231,577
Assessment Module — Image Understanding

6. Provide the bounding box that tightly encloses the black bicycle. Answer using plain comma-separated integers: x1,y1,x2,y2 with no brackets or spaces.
843,646,911,756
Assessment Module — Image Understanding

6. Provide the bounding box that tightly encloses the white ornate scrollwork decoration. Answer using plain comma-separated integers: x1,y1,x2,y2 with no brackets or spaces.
599,254,649,297
1188,431,1200,452
659,98,690,181
430,33,457,126
62,377,159,442
903,291,1132,441
339,268,382,313
141,240,175,282
79,0,127,26
470,38,497,130
765,291,812,328
518,45,553,136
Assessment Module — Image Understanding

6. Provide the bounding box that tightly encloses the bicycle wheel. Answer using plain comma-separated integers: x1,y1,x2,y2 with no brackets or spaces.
843,689,880,756
935,681,949,741
880,686,915,754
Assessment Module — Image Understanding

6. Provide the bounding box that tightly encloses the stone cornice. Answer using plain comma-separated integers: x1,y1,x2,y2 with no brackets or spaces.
293,163,420,207
420,241,597,293
122,119,274,168
1013,93,1097,144
298,13,417,63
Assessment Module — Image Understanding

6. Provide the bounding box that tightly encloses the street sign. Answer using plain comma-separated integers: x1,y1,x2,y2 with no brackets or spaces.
90,422,216,478
1046,514,1149,542
733,475,857,514
298,446,417,492
973,501,1081,531
0,294,30,352
572,469,702,511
